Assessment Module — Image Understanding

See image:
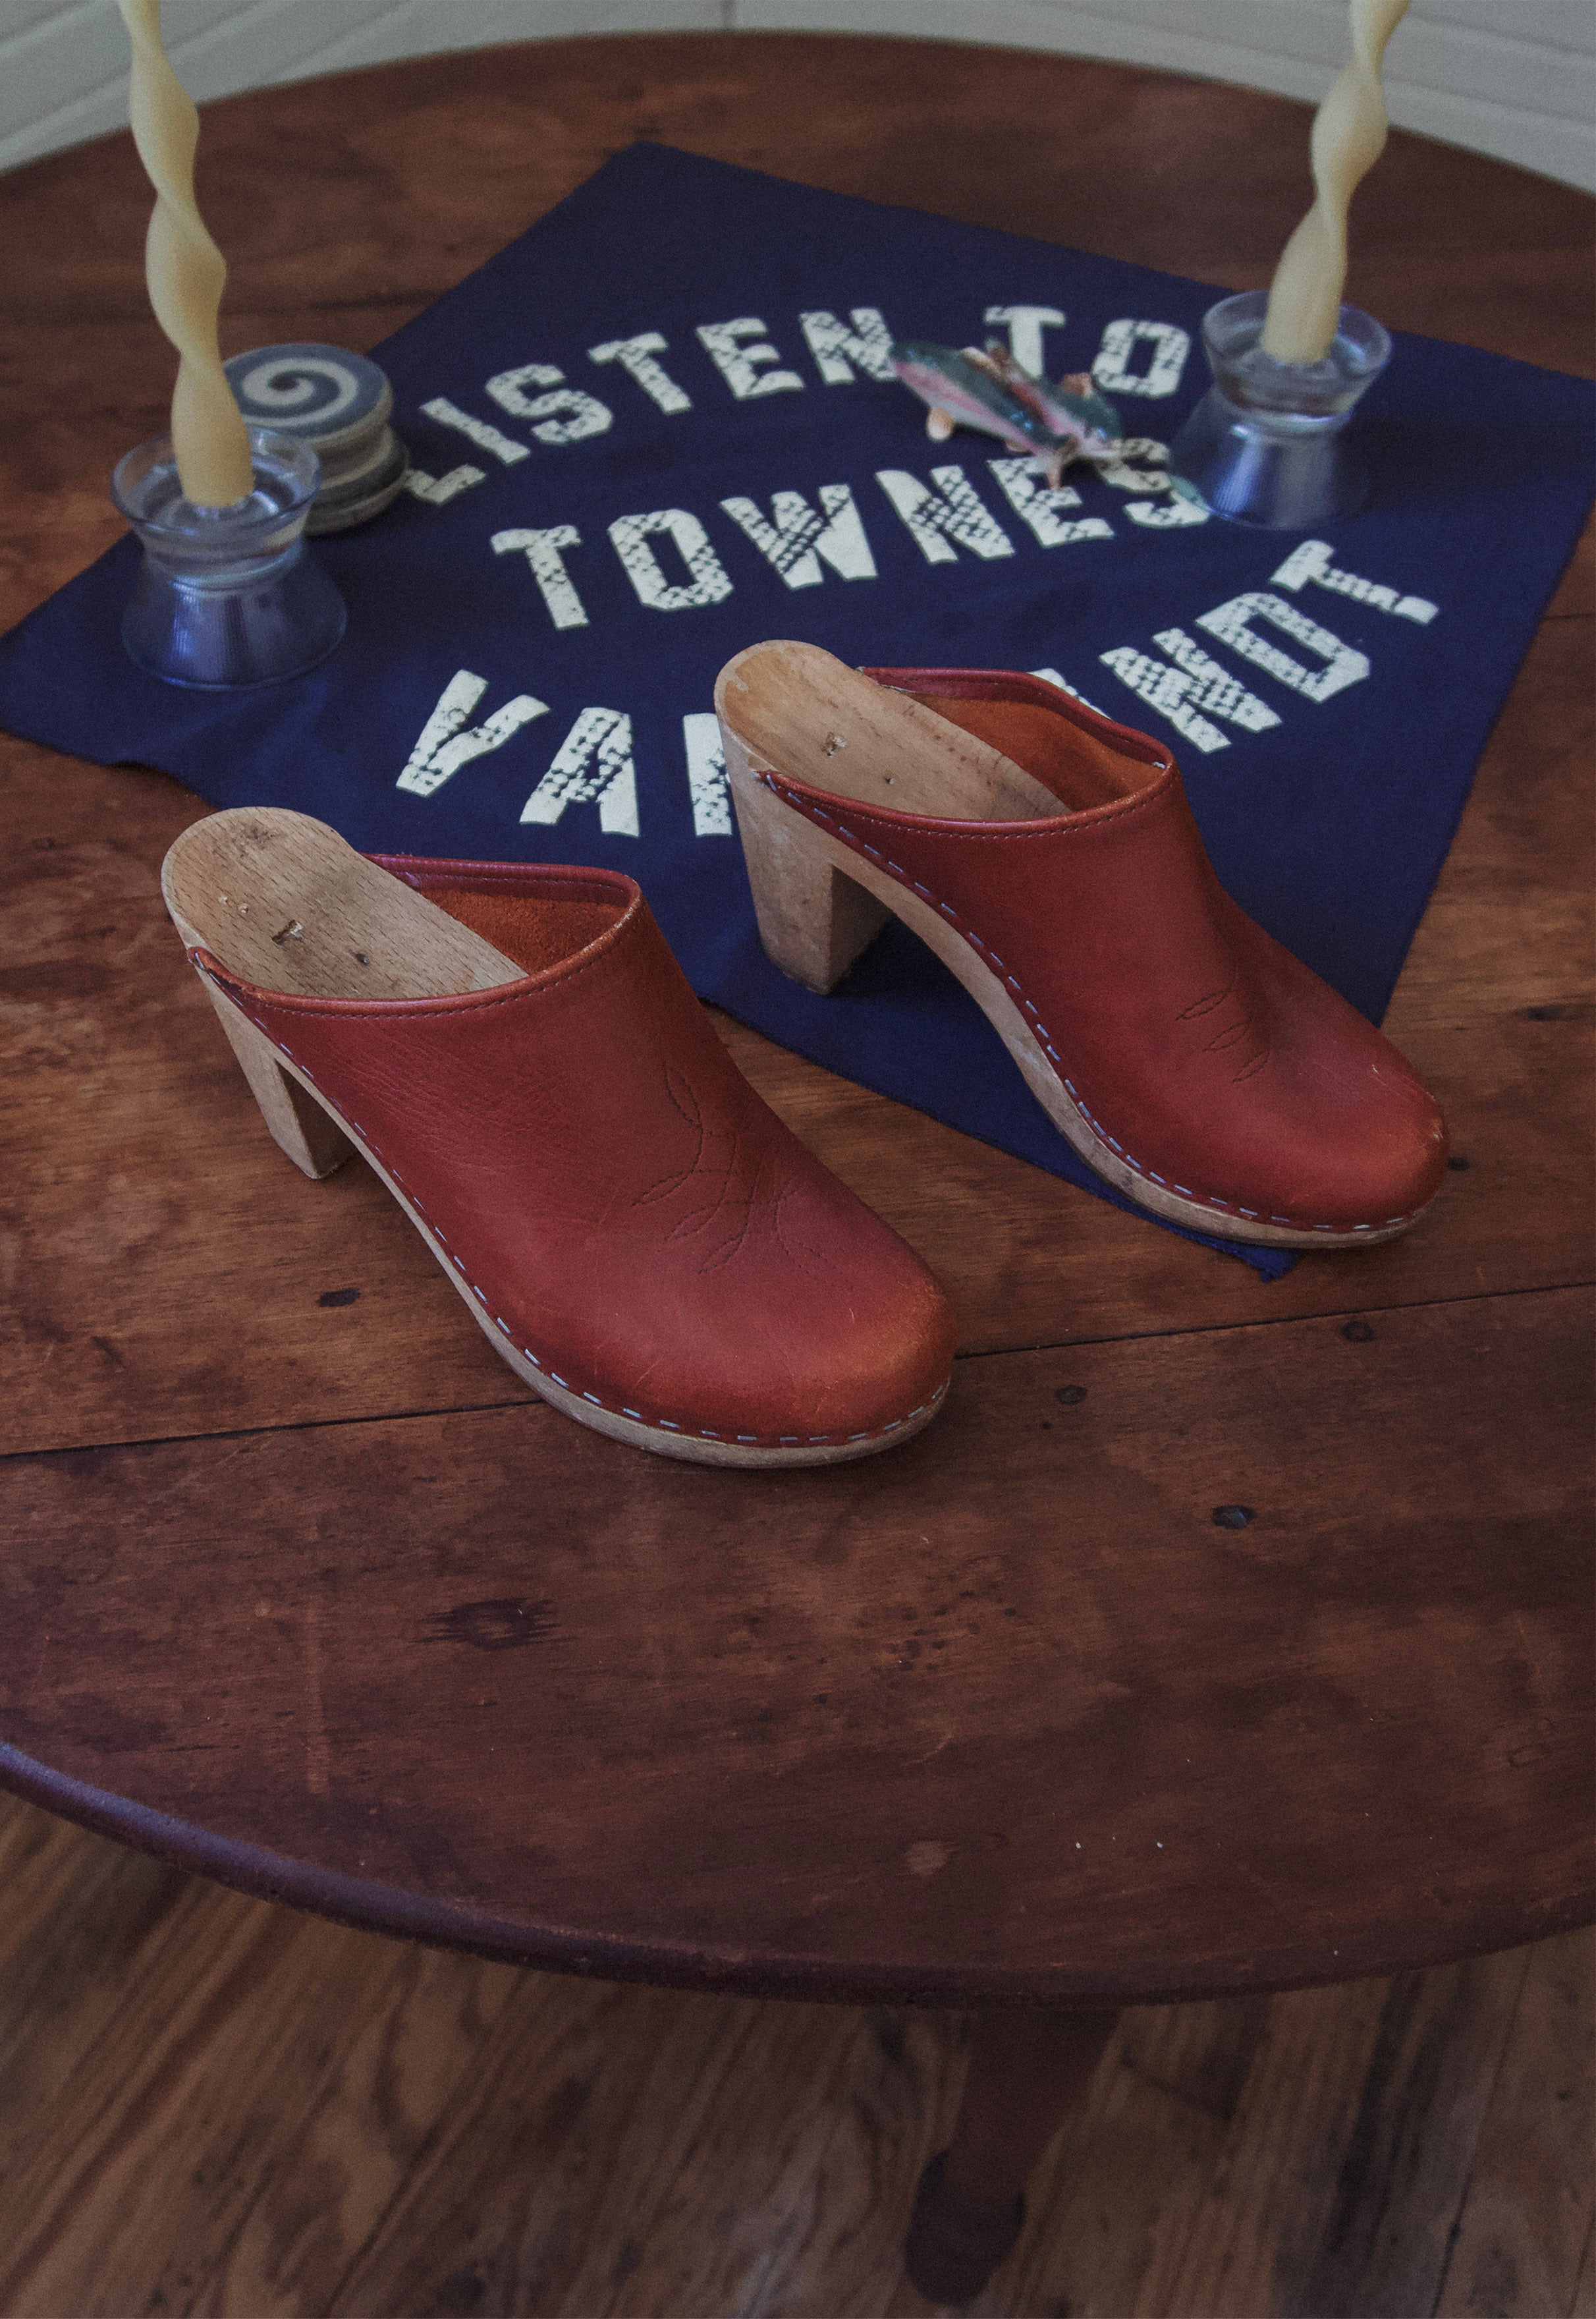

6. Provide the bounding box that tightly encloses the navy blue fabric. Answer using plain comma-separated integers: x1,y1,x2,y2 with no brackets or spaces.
3,144,1591,1279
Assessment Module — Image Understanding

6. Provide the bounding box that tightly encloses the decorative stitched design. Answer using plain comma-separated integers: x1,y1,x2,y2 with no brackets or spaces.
632,1063,833,1277
1175,976,1272,1082
1177,983,1232,1019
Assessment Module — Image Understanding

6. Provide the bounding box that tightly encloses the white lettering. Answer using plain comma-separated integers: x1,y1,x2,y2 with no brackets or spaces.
719,484,877,588
419,397,528,465
683,712,732,837
521,708,639,835
1150,630,1280,732
402,464,485,506
1271,538,1439,624
491,526,590,630
697,318,806,401
1124,493,1210,529
609,509,734,611
1093,320,1191,400
1094,437,1171,493
989,458,1113,547
984,304,1065,377
588,332,693,414
1098,647,1231,754
1197,592,1371,702
1091,436,1211,528
398,671,549,798
800,308,898,385
484,364,611,445
875,465,1014,564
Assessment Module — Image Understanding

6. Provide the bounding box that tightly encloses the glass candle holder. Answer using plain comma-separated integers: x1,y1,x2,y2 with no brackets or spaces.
1169,291,1391,529
111,426,348,687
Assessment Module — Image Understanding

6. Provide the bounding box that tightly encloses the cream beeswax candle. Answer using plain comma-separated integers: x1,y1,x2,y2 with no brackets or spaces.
118,0,253,506
1260,0,1411,365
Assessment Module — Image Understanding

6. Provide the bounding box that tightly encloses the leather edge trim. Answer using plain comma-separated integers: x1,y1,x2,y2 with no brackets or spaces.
759,758,1179,845
863,664,1174,773
367,853,641,908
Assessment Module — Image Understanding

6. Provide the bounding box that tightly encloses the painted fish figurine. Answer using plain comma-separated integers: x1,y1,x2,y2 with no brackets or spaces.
891,338,1123,487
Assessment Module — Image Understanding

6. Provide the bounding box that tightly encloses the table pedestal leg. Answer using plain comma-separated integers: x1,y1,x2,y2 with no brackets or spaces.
903,2007,1118,2305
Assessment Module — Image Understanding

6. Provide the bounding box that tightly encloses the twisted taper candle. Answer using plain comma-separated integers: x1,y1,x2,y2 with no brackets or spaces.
1260,0,1411,365
118,0,253,507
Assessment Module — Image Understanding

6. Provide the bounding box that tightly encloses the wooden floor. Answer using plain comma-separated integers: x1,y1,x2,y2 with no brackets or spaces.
2,33,1591,2315
0,1792,1587,2318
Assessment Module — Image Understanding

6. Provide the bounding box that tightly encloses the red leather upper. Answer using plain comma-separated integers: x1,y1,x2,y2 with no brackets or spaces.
763,670,1447,1236
199,857,954,1446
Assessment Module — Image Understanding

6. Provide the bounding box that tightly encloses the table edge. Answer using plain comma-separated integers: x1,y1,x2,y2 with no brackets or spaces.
5,1745,1587,2009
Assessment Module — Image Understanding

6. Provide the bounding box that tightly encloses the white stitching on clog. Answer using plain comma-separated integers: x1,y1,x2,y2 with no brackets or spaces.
228,1010,960,1442
757,783,1423,1242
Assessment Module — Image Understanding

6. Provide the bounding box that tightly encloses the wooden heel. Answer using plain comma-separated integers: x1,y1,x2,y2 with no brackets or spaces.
196,973,354,1181
720,715,890,995
163,806,526,1186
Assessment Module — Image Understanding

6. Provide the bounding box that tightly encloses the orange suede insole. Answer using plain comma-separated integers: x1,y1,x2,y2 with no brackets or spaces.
427,889,625,977
909,693,1147,812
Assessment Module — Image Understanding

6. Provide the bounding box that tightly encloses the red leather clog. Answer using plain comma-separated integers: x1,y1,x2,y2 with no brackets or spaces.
716,643,1447,1248
162,808,954,1463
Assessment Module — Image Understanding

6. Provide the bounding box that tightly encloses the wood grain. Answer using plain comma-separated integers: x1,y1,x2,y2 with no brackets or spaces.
0,35,1590,2306
4,40,1591,349
0,1792,1588,2318
1435,1930,1595,2319
2,1289,1589,2003
1,594,1589,1451
0,1798,524,2319
0,34,1590,648
0,40,1589,1448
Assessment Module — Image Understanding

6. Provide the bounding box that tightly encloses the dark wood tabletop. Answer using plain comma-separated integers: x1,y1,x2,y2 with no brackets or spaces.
1,32,1590,2013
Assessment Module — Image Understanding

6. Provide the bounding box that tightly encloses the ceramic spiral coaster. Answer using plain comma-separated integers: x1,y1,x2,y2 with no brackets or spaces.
223,345,408,534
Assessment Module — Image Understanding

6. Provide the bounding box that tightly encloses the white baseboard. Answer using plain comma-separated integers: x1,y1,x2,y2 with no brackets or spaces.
3,0,1591,190
0,0,725,175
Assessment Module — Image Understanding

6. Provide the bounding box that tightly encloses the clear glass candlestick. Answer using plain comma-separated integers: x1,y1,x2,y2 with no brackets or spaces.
1169,291,1391,529
111,426,347,686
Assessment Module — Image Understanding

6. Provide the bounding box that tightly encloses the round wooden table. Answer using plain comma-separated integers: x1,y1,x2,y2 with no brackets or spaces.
1,34,1590,2303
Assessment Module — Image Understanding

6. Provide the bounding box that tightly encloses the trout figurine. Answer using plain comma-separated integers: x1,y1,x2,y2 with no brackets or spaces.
891,337,1124,487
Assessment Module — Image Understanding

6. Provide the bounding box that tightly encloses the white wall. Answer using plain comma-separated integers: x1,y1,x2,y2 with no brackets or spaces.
3,0,1592,190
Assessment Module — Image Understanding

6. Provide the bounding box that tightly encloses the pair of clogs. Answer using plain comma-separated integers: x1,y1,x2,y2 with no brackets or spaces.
163,642,1448,1464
